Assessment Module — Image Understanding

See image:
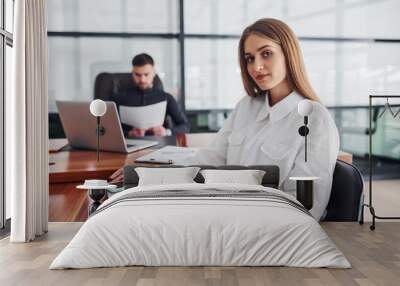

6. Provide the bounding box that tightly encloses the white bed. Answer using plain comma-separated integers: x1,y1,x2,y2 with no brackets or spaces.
50,183,350,269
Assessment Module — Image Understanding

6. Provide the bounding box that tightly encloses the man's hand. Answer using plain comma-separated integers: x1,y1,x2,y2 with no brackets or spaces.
109,167,124,184
128,128,146,137
148,125,167,136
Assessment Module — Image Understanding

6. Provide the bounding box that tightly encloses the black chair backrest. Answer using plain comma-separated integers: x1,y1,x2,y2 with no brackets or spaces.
94,72,164,101
324,160,364,221
123,165,280,190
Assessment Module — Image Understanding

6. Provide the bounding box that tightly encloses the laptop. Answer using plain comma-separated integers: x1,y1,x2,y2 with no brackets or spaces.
56,101,158,153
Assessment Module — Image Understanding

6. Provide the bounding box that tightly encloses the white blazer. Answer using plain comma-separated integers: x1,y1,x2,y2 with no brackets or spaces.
194,91,340,220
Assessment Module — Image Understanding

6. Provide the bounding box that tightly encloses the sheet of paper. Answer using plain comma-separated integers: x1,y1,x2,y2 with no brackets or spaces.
135,146,199,165
119,101,167,129
49,138,69,153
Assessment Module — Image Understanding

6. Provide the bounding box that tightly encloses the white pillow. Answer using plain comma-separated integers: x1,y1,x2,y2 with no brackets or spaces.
135,167,201,186
200,169,266,185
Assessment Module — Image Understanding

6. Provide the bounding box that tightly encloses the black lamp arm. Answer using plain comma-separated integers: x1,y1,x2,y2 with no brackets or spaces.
298,115,309,162
96,117,100,161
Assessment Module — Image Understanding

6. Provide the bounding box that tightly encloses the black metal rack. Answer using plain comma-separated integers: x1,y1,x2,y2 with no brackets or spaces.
360,95,400,230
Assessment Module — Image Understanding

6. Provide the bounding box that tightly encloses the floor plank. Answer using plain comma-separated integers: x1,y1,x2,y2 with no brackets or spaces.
363,180,400,222
1,222,400,286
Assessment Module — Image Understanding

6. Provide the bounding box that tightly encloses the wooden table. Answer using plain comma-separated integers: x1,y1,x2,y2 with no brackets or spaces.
49,148,353,184
338,151,352,165
49,149,158,221
48,140,352,222
49,149,155,183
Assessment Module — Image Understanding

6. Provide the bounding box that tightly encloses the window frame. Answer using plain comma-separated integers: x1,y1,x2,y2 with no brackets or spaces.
47,1,400,112
45,1,400,160
1,0,13,231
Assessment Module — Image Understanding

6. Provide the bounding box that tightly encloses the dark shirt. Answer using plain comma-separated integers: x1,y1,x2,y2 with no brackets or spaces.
112,86,190,136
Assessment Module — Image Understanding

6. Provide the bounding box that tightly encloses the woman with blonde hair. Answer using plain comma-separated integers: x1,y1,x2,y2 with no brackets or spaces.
111,18,339,221
194,18,339,220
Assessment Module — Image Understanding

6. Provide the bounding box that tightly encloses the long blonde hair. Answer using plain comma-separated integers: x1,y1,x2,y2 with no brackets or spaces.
238,18,319,101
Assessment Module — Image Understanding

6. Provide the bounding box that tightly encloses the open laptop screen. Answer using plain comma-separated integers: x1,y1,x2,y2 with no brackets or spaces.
57,101,157,153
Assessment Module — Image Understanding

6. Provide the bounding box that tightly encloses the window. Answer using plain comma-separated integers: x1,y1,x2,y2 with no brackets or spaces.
1,0,14,230
47,1,400,159
48,37,180,112
183,0,400,108
48,0,178,33
47,0,180,114
185,39,243,110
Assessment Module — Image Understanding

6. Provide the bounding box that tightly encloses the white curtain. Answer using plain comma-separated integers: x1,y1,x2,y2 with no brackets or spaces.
7,0,49,242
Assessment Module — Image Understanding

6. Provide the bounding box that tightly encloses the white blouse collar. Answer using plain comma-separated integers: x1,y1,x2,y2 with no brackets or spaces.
256,91,304,123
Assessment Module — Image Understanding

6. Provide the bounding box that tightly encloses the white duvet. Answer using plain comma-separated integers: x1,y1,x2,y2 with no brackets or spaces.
50,183,350,269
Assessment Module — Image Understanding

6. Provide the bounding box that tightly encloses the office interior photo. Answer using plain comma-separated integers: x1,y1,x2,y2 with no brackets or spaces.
1,0,400,285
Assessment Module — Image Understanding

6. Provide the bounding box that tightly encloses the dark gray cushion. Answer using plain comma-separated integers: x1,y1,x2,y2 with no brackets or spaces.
123,164,280,190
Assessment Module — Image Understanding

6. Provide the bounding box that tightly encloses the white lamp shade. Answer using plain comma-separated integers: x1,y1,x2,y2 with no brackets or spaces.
90,99,107,117
298,99,313,116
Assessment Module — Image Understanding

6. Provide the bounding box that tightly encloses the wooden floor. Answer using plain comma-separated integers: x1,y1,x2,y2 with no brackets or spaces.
1,222,399,286
10,178,397,285
362,180,400,222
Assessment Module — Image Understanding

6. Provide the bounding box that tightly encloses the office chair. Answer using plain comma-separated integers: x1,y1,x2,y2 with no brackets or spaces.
94,72,164,101
324,160,364,221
